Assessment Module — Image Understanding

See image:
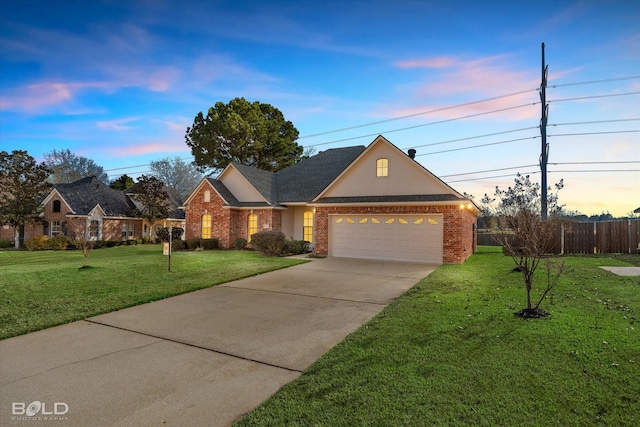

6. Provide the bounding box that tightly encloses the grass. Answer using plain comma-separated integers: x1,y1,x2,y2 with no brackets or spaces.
236,247,640,427
0,245,305,340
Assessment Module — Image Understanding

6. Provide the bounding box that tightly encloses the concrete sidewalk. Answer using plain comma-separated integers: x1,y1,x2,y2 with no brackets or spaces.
1,257,436,426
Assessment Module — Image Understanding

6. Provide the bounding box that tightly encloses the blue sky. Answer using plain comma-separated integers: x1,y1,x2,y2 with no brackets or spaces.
1,0,638,216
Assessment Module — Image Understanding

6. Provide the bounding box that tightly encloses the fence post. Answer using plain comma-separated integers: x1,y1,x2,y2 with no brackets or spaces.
593,222,597,254
561,223,565,255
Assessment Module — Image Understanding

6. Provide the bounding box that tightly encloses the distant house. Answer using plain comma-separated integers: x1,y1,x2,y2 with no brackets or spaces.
635,207,640,214
182,135,479,264
0,176,185,244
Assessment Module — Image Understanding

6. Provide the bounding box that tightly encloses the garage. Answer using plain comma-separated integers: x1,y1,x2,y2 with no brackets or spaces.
328,214,443,264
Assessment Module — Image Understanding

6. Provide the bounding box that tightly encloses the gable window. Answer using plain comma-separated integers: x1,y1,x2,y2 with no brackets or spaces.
376,158,389,177
247,214,258,240
122,222,135,240
303,211,313,243
201,214,212,239
89,220,100,240
53,200,61,213
50,220,61,236
204,190,211,203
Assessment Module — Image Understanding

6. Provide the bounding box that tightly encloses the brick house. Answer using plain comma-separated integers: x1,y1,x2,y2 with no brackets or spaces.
0,176,185,244
183,135,479,264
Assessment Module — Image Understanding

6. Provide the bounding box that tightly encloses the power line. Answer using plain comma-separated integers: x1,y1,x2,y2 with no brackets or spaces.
549,169,640,173
549,75,640,88
299,88,539,139
440,164,537,178
415,136,539,157
305,102,539,148
551,161,640,165
548,91,640,103
404,126,538,150
549,118,640,126
548,130,640,137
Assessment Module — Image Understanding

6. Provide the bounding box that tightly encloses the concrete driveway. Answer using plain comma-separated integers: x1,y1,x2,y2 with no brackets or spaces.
1,257,436,426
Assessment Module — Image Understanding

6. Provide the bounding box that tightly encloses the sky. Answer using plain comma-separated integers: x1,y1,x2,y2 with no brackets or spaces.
1,0,638,217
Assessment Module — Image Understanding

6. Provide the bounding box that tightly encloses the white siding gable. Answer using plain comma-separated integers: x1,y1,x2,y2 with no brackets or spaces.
218,166,267,203
318,137,457,199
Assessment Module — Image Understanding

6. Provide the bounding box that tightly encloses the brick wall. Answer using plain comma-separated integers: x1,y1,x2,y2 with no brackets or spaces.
314,205,477,264
184,184,233,247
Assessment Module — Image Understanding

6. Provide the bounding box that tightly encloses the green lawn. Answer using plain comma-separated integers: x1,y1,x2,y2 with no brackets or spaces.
0,245,305,340
236,247,640,427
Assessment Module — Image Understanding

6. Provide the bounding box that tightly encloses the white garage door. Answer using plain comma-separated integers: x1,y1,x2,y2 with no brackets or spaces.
329,214,443,263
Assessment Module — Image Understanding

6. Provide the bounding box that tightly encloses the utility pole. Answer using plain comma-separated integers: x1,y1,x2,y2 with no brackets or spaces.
539,42,549,220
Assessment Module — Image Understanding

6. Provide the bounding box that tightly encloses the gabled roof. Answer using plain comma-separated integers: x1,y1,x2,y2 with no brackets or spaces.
230,163,278,205
205,178,240,206
275,146,366,202
53,176,136,216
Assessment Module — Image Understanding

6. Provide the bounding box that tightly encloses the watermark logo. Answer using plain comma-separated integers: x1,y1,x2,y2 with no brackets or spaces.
11,401,69,421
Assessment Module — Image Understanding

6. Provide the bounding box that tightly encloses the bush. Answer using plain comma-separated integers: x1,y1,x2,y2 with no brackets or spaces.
141,237,151,244
171,239,185,251
186,238,202,250
251,231,286,256
49,235,69,250
284,239,309,255
0,239,11,248
126,239,138,245
234,237,248,250
104,240,121,248
201,238,219,250
156,227,184,243
25,235,50,251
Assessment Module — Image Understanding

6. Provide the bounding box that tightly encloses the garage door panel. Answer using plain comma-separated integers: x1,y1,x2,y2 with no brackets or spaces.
329,214,443,264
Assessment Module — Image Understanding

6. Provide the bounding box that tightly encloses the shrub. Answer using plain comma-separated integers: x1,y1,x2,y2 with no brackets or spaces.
156,227,184,243
49,235,69,250
251,231,286,256
284,239,309,255
201,238,219,250
25,235,50,251
186,238,202,250
0,239,11,249
104,240,121,248
141,237,151,244
171,239,185,251
234,237,248,250
126,239,137,245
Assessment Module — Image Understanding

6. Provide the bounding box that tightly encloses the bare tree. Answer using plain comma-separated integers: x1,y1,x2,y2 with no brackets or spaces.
44,149,108,184
69,219,94,268
149,157,202,203
482,174,565,318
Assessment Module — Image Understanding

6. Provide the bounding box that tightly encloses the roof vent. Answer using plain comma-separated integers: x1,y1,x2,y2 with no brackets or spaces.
408,149,416,159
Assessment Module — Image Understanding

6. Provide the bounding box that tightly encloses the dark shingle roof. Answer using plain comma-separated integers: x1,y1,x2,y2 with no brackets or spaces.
275,146,366,202
125,182,185,219
55,176,135,216
206,178,239,206
231,163,278,204
221,146,366,206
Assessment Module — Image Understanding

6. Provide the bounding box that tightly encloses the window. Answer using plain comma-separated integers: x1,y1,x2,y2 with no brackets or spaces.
376,158,389,177
204,190,211,203
303,211,313,243
122,222,135,240
53,200,61,213
89,220,99,240
247,214,258,239
201,214,212,239
50,220,61,236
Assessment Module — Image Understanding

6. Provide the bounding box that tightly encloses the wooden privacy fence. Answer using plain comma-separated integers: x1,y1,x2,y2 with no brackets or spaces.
559,219,640,255
478,219,640,255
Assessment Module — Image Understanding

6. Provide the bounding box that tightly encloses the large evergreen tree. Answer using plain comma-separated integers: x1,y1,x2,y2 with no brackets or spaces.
0,150,52,248
185,97,302,172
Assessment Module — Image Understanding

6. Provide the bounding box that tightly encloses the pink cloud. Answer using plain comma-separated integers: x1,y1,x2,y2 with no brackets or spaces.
105,142,190,157
96,117,141,131
395,57,457,69
0,81,113,112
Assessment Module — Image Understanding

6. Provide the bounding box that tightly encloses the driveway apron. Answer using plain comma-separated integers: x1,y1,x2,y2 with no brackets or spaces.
1,257,436,427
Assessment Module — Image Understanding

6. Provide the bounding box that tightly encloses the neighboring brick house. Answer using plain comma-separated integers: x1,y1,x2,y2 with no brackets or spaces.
1,176,185,244
183,135,479,264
